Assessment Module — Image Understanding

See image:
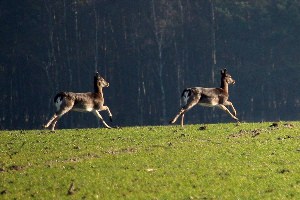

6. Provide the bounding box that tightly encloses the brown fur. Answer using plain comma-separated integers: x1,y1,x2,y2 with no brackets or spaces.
43,72,112,131
170,68,238,127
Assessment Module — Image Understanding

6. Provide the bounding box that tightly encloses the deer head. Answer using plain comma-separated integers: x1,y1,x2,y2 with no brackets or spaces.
221,68,235,85
94,72,109,92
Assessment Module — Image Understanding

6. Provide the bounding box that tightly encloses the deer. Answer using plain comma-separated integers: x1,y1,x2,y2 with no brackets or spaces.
169,68,239,127
43,72,112,131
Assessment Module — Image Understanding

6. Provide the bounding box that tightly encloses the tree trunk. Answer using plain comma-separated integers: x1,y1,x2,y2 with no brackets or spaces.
210,0,216,84
151,0,167,123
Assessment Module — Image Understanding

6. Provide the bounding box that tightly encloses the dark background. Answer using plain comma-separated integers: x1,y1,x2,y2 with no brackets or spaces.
1,0,299,130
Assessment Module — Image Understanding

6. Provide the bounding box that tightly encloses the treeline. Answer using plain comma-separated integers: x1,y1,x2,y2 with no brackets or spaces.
0,0,299,130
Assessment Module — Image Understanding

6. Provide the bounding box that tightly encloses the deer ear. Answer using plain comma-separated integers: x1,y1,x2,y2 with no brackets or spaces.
220,69,224,74
223,68,227,74
95,72,100,77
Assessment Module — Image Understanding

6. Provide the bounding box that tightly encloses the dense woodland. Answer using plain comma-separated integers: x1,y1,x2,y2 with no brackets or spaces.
1,0,299,130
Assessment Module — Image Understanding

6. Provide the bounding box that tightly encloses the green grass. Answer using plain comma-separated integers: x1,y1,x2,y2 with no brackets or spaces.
1,122,300,199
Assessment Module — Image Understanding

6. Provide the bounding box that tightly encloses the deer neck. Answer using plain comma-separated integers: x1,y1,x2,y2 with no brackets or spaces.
94,85,104,98
221,79,229,93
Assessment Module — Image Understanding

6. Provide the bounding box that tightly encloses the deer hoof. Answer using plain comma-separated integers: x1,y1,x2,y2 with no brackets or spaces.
42,124,50,128
169,119,175,124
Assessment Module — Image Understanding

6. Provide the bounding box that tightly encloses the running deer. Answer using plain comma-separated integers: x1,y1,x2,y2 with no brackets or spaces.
43,72,112,131
170,68,238,127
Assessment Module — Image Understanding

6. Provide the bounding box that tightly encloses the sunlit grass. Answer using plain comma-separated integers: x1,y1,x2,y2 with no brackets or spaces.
0,122,300,199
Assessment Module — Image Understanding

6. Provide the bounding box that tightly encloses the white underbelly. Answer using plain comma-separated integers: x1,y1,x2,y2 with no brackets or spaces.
55,99,63,111
72,107,94,112
198,102,218,107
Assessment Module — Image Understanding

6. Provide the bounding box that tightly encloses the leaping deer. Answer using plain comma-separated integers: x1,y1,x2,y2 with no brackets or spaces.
43,72,112,131
170,68,239,127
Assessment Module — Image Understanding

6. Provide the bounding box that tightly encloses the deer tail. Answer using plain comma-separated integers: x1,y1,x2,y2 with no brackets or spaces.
54,92,67,103
181,88,192,105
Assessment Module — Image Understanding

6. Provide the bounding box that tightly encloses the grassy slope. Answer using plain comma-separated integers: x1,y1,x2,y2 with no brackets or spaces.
0,122,300,199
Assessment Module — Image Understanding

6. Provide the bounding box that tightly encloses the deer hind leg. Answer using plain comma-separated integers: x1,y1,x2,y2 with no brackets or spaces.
218,104,239,121
180,113,185,127
92,110,111,129
100,105,113,122
169,108,184,125
44,114,58,129
43,113,66,131
44,105,73,131
170,98,199,127
50,112,66,131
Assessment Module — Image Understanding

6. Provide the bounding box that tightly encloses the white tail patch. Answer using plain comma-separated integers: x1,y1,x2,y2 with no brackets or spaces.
182,90,190,105
55,97,63,111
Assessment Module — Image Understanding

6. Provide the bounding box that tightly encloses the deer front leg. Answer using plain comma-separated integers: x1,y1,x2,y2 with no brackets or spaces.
218,104,239,121
224,101,237,116
230,103,237,117
92,110,111,128
100,105,113,122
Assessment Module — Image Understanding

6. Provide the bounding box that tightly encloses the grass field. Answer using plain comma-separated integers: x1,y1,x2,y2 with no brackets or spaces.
0,121,300,199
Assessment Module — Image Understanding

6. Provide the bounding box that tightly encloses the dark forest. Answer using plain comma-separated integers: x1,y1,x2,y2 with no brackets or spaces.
1,0,299,130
